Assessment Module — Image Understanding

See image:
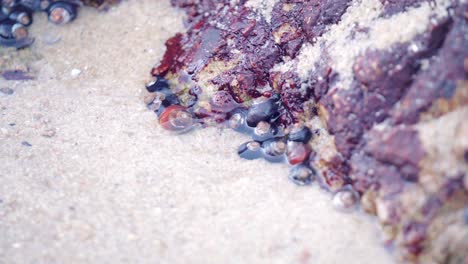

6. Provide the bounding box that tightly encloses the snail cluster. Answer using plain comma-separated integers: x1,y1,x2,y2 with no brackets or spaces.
0,0,81,48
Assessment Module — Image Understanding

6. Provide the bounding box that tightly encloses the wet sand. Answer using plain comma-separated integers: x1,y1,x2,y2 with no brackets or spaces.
0,1,394,263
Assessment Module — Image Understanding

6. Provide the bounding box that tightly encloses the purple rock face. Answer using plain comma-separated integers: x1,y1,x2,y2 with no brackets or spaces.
149,0,468,262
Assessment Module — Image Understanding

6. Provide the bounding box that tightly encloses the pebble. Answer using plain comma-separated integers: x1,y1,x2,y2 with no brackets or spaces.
288,125,312,143
286,141,311,165
0,87,14,95
70,68,81,78
1,70,33,80
158,105,193,132
246,97,279,127
145,76,169,92
21,141,32,147
143,93,157,105
12,242,21,249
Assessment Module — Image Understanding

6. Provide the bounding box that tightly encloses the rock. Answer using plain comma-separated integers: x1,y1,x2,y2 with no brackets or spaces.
0,87,14,95
70,68,81,78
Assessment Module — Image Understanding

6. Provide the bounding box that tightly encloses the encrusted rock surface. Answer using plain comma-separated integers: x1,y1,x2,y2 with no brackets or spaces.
147,0,468,262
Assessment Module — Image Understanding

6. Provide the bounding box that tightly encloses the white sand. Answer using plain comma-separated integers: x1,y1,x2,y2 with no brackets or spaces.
0,1,394,263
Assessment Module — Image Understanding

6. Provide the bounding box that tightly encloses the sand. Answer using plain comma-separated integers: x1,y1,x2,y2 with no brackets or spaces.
0,1,394,263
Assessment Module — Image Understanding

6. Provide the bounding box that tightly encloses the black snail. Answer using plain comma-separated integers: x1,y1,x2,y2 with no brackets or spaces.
0,0,81,48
